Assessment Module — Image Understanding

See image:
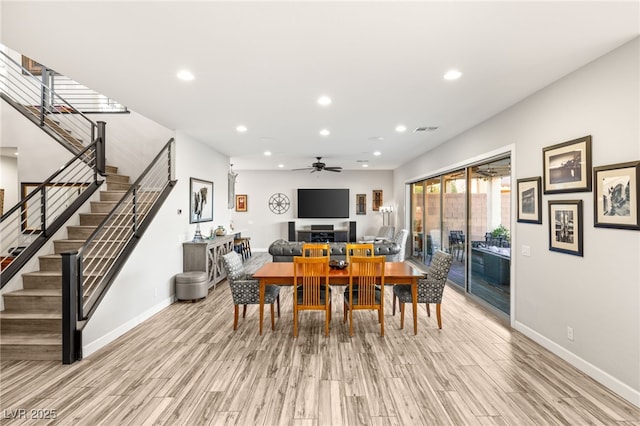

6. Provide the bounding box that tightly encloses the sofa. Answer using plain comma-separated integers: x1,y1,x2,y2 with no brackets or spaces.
268,239,402,262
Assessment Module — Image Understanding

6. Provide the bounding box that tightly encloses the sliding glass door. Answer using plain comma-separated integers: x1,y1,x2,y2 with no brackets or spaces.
408,156,511,315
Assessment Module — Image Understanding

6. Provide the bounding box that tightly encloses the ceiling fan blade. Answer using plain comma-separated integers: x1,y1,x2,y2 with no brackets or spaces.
324,167,342,171
292,167,314,171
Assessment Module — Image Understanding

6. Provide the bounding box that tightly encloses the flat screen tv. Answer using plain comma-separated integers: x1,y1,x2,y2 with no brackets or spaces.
297,188,349,218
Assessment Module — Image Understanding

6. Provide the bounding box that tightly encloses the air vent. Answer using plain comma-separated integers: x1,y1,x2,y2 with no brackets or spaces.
414,126,439,132
356,159,369,163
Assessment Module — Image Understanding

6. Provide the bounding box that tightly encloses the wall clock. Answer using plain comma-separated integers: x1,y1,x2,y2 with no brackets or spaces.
268,193,290,214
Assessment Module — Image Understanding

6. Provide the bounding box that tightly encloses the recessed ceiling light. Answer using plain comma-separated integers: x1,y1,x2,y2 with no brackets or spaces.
236,125,248,133
14,152,19,156
264,151,272,156
278,164,284,168
362,164,369,168
319,129,330,137
176,70,194,81
395,125,407,133
443,69,462,80
317,95,332,106
373,151,381,156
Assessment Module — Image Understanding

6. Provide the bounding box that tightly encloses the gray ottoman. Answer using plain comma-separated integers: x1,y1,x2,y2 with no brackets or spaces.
175,271,208,301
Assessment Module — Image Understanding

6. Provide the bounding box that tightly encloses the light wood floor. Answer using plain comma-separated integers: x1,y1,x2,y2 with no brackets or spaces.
1,256,638,425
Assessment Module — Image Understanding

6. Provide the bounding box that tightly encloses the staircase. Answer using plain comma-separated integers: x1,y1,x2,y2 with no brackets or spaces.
0,165,132,360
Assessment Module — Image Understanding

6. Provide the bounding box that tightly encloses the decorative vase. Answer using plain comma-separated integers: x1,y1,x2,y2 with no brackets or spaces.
215,225,226,236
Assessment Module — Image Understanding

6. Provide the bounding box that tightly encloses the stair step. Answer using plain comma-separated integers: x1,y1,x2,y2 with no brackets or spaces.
0,334,61,361
79,212,108,226
100,190,127,202
90,201,119,213
107,182,132,191
106,174,130,184
0,312,61,334
2,289,61,313
37,254,116,273
23,269,106,289
53,239,86,253
105,165,118,175
67,225,97,240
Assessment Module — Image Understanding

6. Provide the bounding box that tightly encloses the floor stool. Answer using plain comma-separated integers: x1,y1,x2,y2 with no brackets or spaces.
175,271,208,301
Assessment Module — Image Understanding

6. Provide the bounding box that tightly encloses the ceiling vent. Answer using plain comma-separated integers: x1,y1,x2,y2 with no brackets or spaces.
414,126,439,132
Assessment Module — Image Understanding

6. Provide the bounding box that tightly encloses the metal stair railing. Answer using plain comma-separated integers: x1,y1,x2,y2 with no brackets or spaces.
1,46,98,156
61,138,176,364
0,137,106,287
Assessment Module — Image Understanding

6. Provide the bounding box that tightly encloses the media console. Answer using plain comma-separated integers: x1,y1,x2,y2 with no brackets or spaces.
289,222,356,242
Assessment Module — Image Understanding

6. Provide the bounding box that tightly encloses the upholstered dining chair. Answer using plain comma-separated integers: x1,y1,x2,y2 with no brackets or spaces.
222,252,280,331
392,250,453,329
344,255,385,336
302,243,330,258
293,256,331,337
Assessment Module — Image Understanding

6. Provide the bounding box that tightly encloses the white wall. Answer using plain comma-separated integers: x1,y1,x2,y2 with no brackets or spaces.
231,169,394,250
83,130,231,354
393,38,640,405
0,153,18,208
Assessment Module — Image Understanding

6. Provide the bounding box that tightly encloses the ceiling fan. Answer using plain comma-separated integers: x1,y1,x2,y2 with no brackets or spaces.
293,157,342,173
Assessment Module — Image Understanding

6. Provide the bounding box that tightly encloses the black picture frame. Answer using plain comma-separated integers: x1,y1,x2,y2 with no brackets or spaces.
548,200,583,256
190,178,213,223
593,161,639,230
517,177,542,224
543,135,592,194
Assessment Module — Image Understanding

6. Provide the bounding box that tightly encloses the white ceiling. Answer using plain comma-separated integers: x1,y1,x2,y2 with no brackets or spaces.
2,1,638,171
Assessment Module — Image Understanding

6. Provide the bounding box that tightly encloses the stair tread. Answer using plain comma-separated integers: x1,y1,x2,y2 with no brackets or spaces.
3,289,61,296
22,270,103,277
0,312,61,320
0,334,61,344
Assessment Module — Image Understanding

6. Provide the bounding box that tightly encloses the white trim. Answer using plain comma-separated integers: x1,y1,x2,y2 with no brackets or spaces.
514,320,640,408
82,296,176,358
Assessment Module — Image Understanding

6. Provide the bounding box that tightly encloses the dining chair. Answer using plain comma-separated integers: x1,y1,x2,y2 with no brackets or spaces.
392,250,453,329
345,243,374,262
293,256,331,337
302,242,330,258
222,252,280,331
344,255,385,336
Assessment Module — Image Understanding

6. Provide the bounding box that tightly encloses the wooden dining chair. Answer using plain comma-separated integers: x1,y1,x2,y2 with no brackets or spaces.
302,243,330,258
344,255,385,337
293,256,331,337
345,243,374,262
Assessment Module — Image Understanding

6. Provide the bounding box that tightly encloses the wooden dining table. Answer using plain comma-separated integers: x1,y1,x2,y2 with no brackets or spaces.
252,261,424,335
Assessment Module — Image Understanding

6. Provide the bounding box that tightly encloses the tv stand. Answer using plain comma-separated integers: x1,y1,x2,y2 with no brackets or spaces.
297,229,348,243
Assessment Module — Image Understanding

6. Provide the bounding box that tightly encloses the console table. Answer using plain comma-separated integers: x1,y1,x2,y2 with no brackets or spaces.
183,235,234,289
297,229,348,243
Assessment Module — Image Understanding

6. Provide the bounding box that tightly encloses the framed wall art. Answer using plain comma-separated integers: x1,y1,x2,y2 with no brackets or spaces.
548,199,583,256
372,190,383,211
543,135,592,194
236,194,248,212
517,177,542,224
356,194,366,215
190,178,213,223
593,160,639,230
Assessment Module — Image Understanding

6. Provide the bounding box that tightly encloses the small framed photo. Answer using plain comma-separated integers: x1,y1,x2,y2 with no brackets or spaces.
543,135,592,194
190,177,213,223
593,161,639,230
356,194,366,215
236,194,248,212
517,177,542,224
548,200,583,256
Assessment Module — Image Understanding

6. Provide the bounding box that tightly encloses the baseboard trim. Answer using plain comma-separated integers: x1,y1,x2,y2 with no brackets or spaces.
514,320,640,407
82,296,176,358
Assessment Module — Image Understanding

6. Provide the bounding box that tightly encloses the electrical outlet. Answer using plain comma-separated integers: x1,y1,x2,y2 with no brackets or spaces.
567,326,574,341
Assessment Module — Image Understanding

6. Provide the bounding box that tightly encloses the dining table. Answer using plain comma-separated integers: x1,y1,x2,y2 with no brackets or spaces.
252,261,424,335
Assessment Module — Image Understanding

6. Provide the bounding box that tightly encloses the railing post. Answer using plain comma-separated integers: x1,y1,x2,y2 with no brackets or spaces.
40,186,47,236
39,68,49,126
96,121,106,175
61,251,82,364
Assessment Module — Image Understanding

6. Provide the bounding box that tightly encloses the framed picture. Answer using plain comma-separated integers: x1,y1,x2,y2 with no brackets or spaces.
21,56,43,76
190,178,213,223
372,190,383,212
356,194,366,215
543,135,592,194
593,161,639,230
517,177,542,224
236,194,248,212
548,200,583,256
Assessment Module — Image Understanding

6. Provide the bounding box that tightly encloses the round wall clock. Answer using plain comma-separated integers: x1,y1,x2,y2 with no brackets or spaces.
269,193,290,214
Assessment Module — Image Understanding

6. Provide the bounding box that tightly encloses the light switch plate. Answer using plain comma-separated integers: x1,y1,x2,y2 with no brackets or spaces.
522,245,531,257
